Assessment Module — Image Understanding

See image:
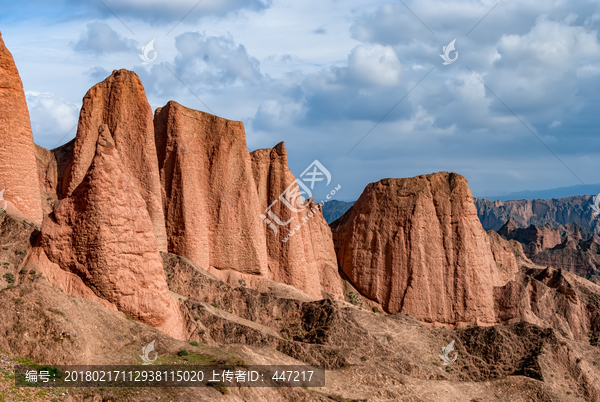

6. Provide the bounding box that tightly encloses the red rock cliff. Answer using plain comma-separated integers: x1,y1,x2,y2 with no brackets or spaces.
61,70,167,251
251,143,343,299
0,32,43,224
331,173,515,326
154,101,269,277
40,125,186,339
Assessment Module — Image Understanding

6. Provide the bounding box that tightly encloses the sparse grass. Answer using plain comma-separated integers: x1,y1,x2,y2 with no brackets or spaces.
189,341,200,347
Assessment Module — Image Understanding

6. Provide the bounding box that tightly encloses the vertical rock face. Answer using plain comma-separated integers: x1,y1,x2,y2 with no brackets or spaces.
40,125,186,339
62,70,167,251
331,173,515,326
155,102,343,299
250,143,343,299
154,101,269,277
0,32,43,224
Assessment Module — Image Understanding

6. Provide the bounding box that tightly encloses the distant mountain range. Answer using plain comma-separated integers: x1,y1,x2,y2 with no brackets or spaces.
476,183,600,201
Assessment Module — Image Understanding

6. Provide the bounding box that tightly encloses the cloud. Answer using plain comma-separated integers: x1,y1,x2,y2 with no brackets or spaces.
73,22,137,54
86,0,271,24
25,92,79,149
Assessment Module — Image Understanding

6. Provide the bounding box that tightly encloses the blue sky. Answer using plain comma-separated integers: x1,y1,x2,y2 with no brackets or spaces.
2,0,600,201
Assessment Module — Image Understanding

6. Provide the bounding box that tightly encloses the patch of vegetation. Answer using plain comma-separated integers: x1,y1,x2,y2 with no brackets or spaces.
211,302,219,308
238,279,246,287
275,317,282,321
177,349,189,357
189,341,200,347
14,250,25,256
2,247,8,250
593,361,598,366
19,268,26,274
29,270,35,275
347,291,362,306
3,273,14,284
372,306,381,313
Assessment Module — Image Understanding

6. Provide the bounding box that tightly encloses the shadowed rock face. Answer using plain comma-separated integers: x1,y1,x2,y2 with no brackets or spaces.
39,125,186,339
0,32,43,224
331,173,515,325
61,69,167,251
154,101,269,278
250,143,343,299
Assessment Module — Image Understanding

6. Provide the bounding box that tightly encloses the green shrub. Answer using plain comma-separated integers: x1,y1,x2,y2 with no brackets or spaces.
189,341,200,347
3,273,14,284
177,349,189,357
372,306,381,313
211,302,218,308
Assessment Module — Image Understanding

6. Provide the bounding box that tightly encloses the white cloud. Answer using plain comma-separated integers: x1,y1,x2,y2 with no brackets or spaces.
347,44,402,87
73,22,137,54
25,92,79,148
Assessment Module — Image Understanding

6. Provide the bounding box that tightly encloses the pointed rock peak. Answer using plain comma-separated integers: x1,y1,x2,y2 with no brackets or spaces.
64,65,168,251
273,141,287,156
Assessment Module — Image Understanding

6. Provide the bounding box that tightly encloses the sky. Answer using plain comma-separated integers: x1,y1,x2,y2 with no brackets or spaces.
2,0,600,201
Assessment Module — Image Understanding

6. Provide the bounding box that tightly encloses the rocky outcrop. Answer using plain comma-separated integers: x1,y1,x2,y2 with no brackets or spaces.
250,143,343,299
155,102,343,299
475,196,600,234
531,235,600,284
154,101,269,277
38,125,186,339
0,32,43,224
331,173,515,325
61,70,167,251
498,219,562,258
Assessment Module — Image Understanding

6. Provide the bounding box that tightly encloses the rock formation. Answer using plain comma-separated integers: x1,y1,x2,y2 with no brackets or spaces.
331,173,515,325
154,101,269,278
495,219,600,284
38,125,186,339
61,69,167,250
250,142,343,299
475,196,600,234
155,102,342,299
498,219,562,258
0,32,43,224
